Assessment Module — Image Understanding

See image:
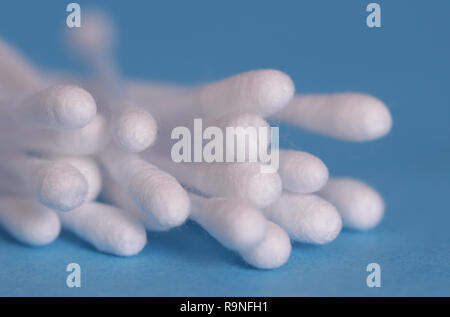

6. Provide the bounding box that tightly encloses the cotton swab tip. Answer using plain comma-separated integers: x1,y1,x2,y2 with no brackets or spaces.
0,197,61,246
62,156,102,202
199,69,295,118
319,178,385,231
114,108,157,152
246,169,282,208
60,202,147,256
251,69,295,116
146,183,191,228
279,150,329,194
33,162,88,212
301,198,342,244
46,85,97,129
192,197,268,251
265,193,342,244
17,85,97,130
357,94,393,141
240,221,291,269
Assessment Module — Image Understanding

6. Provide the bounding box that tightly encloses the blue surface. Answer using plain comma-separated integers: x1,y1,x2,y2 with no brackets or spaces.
0,0,449,296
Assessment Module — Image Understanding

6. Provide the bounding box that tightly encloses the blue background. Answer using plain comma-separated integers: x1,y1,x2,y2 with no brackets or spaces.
0,0,449,296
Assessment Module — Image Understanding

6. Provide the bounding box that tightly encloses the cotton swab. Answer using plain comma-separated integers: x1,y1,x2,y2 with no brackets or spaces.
239,221,291,269
0,196,60,246
0,39,43,94
319,177,385,231
109,105,157,153
0,85,97,130
100,147,190,229
148,153,282,209
56,156,102,202
189,193,268,251
127,69,295,123
0,114,110,155
59,202,147,256
0,21,393,270
68,10,157,153
270,93,393,142
100,173,172,231
66,10,115,60
263,192,342,244
0,156,101,204
0,153,88,212
278,150,329,194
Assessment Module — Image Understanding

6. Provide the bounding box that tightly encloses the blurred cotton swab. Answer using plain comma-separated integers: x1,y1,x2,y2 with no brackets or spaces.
0,152,88,212
319,177,385,231
264,192,342,244
0,39,43,94
0,85,97,130
189,193,291,269
239,221,291,269
0,196,61,246
127,69,295,124
68,10,157,153
100,147,190,229
271,93,392,142
108,105,157,153
100,174,173,231
14,155,102,204
189,193,267,251
278,150,329,194
55,156,102,202
148,153,282,209
59,202,147,256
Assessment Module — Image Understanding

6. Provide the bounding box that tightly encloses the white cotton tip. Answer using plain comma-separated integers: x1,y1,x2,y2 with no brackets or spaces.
31,161,88,212
319,178,385,231
21,85,97,130
191,196,268,251
60,156,102,202
68,10,115,57
240,221,291,270
147,155,282,209
206,113,271,161
60,202,147,256
271,93,392,142
101,175,169,232
200,69,295,118
127,160,190,228
244,166,283,208
0,197,61,246
264,193,342,244
100,151,190,230
113,107,157,153
279,150,329,194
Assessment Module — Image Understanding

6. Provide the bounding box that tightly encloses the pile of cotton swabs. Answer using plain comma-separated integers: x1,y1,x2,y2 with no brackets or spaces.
0,11,392,269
